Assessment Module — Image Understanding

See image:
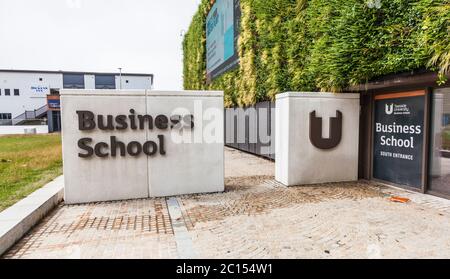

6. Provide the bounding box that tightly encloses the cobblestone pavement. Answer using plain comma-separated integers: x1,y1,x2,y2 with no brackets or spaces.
3,147,450,259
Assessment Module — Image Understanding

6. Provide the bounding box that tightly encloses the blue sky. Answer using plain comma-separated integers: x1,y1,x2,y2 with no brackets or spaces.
0,0,200,89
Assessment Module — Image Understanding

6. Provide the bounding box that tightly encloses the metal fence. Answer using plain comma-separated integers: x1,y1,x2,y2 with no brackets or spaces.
11,104,48,125
225,101,275,160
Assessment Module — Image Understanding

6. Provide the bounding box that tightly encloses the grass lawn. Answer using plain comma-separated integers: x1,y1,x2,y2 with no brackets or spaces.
444,129,450,150
0,134,62,212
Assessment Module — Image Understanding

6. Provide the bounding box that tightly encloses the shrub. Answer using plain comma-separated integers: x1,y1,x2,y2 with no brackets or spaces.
183,0,450,106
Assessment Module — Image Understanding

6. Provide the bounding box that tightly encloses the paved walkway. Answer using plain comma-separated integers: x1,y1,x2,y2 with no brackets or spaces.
4,148,450,259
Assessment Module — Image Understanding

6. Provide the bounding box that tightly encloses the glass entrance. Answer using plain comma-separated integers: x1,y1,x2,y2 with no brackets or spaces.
429,87,450,196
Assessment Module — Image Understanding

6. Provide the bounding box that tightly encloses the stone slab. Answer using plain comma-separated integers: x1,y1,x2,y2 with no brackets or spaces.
275,92,360,186
0,176,64,256
60,90,224,204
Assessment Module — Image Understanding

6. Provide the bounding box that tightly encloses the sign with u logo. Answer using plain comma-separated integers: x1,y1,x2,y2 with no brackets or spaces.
385,104,394,115
275,92,360,187
309,110,343,150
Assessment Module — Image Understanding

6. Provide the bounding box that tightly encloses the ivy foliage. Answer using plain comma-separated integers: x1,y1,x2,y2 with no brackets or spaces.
183,0,450,107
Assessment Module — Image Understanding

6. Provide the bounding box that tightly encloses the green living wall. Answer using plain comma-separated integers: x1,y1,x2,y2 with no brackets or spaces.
183,0,450,107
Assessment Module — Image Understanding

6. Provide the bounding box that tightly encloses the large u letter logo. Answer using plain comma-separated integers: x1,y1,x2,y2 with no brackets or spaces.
385,104,394,115
309,110,343,150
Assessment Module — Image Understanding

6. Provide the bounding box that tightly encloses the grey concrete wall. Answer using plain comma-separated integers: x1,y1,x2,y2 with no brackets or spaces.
61,90,224,204
275,92,360,186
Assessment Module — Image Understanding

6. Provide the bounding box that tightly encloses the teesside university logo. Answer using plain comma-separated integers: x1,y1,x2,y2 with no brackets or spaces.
309,110,343,150
385,102,412,116
385,104,394,115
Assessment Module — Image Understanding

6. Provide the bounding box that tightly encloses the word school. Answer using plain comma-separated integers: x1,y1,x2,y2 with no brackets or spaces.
76,109,194,158
376,122,422,149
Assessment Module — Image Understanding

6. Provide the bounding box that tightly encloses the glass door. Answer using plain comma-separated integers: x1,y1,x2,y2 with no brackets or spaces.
429,87,450,196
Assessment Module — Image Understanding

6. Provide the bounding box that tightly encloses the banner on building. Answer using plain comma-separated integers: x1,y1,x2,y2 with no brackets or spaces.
206,0,240,82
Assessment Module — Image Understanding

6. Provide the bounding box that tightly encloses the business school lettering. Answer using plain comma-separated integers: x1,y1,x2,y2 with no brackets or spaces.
375,122,421,154
76,110,194,158
373,95,425,188
375,101,422,160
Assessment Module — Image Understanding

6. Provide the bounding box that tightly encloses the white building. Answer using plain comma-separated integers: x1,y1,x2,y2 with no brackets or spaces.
0,69,153,125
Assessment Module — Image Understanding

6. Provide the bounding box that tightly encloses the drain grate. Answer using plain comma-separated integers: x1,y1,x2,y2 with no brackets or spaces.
39,199,175,235
47,214,174,234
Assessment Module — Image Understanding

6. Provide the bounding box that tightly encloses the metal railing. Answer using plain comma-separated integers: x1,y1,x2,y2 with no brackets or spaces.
11,104,48,125
225,101,276,160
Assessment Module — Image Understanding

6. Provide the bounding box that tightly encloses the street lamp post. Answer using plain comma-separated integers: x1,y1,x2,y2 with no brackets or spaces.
118,67,122,90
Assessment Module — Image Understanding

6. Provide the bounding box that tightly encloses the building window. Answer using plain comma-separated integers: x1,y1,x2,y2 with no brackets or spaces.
126,80,129,83
5,89,10,96
39,78,43,81
429,87,450,196
50,89,60,95
63,74,85,89
0,113,12,120
14,89,19,96
0,89,1,95
0,113,12,125
95,75,116,89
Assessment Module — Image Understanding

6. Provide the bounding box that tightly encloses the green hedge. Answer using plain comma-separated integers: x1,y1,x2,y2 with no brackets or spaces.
183,0,450,107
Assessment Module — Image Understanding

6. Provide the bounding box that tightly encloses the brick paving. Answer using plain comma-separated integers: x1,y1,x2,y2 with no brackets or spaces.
3,147,450,258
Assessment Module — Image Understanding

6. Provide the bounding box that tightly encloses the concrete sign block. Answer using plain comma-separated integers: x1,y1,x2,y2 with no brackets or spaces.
146,92,224,197
275,92,360,186
61,90,224,204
